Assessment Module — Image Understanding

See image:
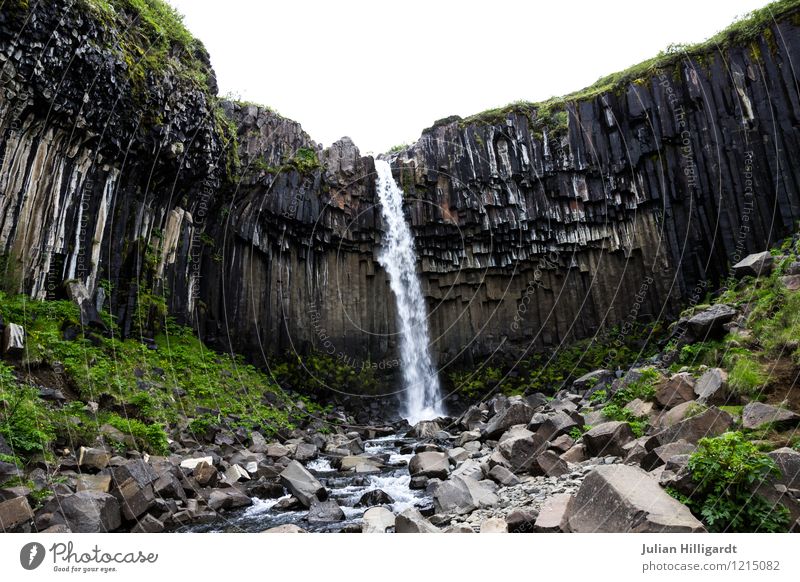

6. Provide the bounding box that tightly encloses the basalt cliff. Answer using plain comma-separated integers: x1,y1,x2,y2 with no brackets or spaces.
1,0,800,374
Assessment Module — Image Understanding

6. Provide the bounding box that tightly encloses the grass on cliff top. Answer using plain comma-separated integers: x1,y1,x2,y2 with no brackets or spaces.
458,0,800,128
0,292,330,461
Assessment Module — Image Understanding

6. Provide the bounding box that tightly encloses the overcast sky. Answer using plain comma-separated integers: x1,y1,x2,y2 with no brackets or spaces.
168,0,772,153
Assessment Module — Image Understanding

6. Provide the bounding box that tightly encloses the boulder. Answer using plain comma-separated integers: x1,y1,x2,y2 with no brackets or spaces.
357,489,394,507
573,369,614,392
582,421,635,457
266,444,290,459
362,506,395,533
193,462,219,487
262,524,306,533
646,406,733,450
779,275,800,291
525,392,549,409
130,514,164,533
0,496,33,531
694,368,731,405
408,420,442,439
549,434,575,454
113,477,155,520
433,475,498,515
58,491,121,533
535,411,580,442
655,373,696,408
534,450,570,477
534,493,573,532
451,458,485,481
456,430,481,447
658,400,700,427
279,460,327,507
688,305,737,338
180,456,214,470
498,432,547,473
340,455,382,471
479,517,508,533
225,464,250,483
249,431,268,453
641,440,696,471
78,447,111,471
742,403,800,430
2,322,24,355
408,452,450,480
307,498,345,523
65,280,106,329
732,251,773,278
75,474,112,493
110,460,158,489
569,465,705,532
208,488,252,511
498,425,534,443
624,398,654,418
446,523,475,533
294,442,318,462
458,407,485,431
447,447,469,463
506,508,539,533
560,444,587,463
767,448,800,488
485,401,535,440
487,465,520,486
395,508,440,533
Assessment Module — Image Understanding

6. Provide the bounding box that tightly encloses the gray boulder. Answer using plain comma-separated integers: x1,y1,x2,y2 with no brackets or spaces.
733,251,773,278
307,498,345,523
582,421,635,457
641,440,696,471
208,488,252,511
646,406,733,450
279,460,327,507
395,508,440,533
362,506,395,533
479,517,508,533
742,402,800,430
0,496,33,531
569,465,705,532
408,452,450,480
487,465,521,486
58,491,121,533
694,368,732,405
498,431,547,473
485,401,535,439
688,305,737,338
767,448,800,488
535,411,581,442
433,475,498,515
534,450,570,477
655,373,696,408
408,420,442,439
534,493,573,532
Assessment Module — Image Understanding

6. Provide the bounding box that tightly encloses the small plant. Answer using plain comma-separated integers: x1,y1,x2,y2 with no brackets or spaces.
568,426,589,441
728,355,767,396
681,432,790,532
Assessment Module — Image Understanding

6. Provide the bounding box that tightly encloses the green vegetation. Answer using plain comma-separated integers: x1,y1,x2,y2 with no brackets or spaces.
270,352,382,398
728,355,767,396
288,147,321,174
460,0,800,132
387,143,411,154
0,293,334,462
676,432,790,532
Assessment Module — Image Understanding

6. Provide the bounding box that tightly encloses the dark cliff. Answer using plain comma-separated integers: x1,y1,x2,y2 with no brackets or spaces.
2,0,800,376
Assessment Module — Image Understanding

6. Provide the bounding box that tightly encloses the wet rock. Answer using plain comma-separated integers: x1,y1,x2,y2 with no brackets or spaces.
479,517,508,533
362,506,395,533
742,402,800,430
733,251,773,278
655,373,696,408
245,478,285,499
307,498,344,523
395,508,440,533
688,305,737,338
569,465,705,532
208,488,252,511
263,524,306,533
58,491,121,533
357,489,394,507
0,496,33,531
279,461,327,507
409,452,450,480
408,420,442,439
273,496,304,511
582,422,635,457
340,455,382,471
534,493,573,532
694,368,731,405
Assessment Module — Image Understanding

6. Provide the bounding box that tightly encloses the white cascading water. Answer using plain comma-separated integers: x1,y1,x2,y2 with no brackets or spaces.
374,159,444,424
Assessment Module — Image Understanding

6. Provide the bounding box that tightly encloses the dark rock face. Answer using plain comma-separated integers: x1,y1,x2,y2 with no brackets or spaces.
2,4,800,374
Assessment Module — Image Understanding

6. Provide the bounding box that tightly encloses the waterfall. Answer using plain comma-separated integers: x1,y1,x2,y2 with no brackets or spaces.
374,159,444,424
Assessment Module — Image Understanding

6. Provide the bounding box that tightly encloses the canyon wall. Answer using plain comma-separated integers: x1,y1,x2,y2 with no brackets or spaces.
1,2,799,374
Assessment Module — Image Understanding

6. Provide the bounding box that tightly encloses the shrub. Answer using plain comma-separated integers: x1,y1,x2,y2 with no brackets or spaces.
0,368,55,457
682,432,790,532
104,414,169,455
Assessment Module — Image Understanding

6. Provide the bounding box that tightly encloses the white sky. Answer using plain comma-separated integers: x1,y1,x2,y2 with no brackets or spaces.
168,0,772,153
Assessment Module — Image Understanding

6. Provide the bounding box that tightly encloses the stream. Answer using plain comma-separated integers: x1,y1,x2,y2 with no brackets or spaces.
181,434,432,532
